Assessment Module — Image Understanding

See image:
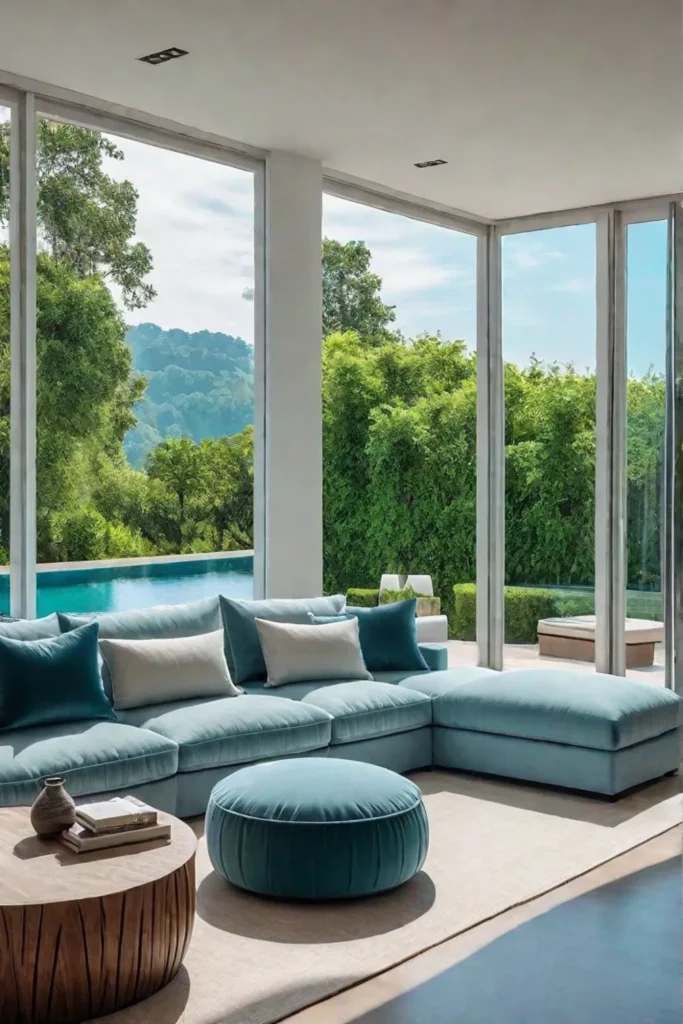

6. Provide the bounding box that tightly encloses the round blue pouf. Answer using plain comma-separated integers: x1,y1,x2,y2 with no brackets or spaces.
206,758,429,900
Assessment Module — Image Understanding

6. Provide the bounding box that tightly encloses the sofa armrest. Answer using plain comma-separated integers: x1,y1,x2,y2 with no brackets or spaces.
418,643,448,672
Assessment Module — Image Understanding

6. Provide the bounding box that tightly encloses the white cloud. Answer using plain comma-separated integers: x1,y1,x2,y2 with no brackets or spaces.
104,137,255,341
504,237,564,273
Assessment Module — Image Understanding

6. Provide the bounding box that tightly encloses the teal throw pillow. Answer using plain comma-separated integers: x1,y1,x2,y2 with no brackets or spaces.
219,595,346,685
311,599,429,673
0,621,116,731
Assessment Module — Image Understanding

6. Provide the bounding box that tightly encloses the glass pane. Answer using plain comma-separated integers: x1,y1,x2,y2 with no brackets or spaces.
0,106,10,616
625,220,667,683
35,118,255,613
322,195,478,666
502,224,597,669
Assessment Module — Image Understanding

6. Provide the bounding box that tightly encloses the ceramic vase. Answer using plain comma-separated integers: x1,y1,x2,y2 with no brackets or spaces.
30,777,77,836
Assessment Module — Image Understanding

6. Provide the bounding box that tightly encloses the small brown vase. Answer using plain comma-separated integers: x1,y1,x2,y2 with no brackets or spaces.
30,777,77,837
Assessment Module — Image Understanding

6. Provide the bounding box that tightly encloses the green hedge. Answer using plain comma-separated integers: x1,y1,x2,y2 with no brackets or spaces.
346,588,380,607
452,583,570,644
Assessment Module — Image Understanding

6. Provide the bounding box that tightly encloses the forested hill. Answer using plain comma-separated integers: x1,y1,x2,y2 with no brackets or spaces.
123,323,254,467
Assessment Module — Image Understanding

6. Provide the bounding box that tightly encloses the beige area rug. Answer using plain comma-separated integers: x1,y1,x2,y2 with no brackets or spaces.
99,771,682,1024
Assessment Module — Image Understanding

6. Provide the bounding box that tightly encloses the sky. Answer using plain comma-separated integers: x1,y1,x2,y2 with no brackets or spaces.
0,109,667,380
105,134,666,379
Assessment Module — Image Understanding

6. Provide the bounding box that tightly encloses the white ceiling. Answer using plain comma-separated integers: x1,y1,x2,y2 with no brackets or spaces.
0,0,680,219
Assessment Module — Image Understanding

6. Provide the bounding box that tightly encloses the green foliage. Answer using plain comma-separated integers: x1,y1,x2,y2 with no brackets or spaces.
452,584,564,644
451,584,477,640
49,505,109,562
0,119,155,309
379,586,425,603
346,588,380,607
322,239,397,342
504,587,563,644
124,323,254,466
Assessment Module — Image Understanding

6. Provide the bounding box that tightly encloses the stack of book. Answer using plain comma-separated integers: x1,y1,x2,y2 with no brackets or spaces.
60,795,170,853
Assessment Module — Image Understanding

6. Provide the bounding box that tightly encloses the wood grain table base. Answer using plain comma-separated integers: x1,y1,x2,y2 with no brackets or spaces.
1,857,195,1023
0,808,197,1024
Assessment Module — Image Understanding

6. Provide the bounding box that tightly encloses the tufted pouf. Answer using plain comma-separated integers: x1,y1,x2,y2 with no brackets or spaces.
205,757,429,900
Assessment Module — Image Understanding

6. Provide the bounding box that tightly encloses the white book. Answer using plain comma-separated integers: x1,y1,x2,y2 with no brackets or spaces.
60,820,171,853
75,795,157,833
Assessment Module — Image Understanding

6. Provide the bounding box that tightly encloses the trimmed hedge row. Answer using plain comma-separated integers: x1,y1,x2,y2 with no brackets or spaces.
451,583,595,644
346,588,380,607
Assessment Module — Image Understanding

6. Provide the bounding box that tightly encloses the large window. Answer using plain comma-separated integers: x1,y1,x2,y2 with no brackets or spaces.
0,104,11,615
625,220,667,683
322,194,478,664
502,224,597,669
32,117,255,614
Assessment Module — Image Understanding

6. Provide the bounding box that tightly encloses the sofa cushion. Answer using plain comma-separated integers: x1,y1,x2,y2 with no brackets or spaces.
219,594,346,685
58,596,221,641
133,694,333,772
302,680,432,745
314,599,430,673
434,669,683,751
394,666,497,699
0,720,178,805
0,622,116,731
0,614,61,640
59,597,222,698
99,630,241,709
257,617,372,687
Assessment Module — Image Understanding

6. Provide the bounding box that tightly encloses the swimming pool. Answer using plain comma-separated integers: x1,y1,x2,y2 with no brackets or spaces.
1,554,254,617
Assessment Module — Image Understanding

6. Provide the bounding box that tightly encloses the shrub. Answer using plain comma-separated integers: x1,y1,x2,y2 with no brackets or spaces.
51,505,108,562
379,585,420,604
504,587,562,644
451,583,477,640
451,583,563,643
346,588,380,607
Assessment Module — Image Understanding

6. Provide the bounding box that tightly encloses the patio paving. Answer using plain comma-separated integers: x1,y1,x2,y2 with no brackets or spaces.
445,641,666,686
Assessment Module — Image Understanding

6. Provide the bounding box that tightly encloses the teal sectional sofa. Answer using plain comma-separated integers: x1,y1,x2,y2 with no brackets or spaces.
0,599,680,816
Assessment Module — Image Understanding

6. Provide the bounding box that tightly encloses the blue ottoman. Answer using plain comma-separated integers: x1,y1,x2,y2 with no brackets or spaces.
206,758,429,899
433,669,683,796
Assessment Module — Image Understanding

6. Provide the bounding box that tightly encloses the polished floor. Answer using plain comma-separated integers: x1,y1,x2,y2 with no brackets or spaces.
283,827,682,1024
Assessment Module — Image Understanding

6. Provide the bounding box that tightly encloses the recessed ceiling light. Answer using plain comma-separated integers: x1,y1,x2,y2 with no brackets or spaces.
138,47,189,66
414,159,447,169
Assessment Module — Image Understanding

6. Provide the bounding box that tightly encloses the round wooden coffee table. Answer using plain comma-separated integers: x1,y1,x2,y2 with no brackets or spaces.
0,806,197,1024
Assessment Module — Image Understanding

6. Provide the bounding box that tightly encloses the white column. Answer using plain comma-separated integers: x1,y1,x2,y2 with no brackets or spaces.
595,210,626,675
260,152,323,598
476,227,504,669
9,92,37,619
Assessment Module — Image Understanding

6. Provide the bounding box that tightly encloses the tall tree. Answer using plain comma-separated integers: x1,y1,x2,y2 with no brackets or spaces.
0,119,155,309
322,238,396,342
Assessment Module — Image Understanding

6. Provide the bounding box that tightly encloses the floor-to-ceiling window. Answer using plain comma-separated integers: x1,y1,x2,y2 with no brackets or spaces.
31,115,257,614
501,223,597,670
0,103,11,615
322,193,478,662
625,219,667,683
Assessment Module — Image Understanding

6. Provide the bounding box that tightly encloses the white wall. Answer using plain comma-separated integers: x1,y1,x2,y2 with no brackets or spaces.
261,152,323,597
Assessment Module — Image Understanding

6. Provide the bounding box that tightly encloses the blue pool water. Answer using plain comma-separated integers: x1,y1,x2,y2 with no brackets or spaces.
29,558,254,617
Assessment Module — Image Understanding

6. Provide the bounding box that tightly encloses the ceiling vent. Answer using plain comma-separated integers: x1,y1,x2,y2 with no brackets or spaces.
414,159,447,169
138,47,189,66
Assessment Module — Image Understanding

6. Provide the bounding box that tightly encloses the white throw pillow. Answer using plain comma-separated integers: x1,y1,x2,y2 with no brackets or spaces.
255,616,373,687
99,630,241,710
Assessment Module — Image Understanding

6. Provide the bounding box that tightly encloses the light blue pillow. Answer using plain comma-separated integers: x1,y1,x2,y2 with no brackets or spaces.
0,614,61,640
311,599,429,673
57,596,221,640
58,597,221,697
0,621,116,731
219,595,346,685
